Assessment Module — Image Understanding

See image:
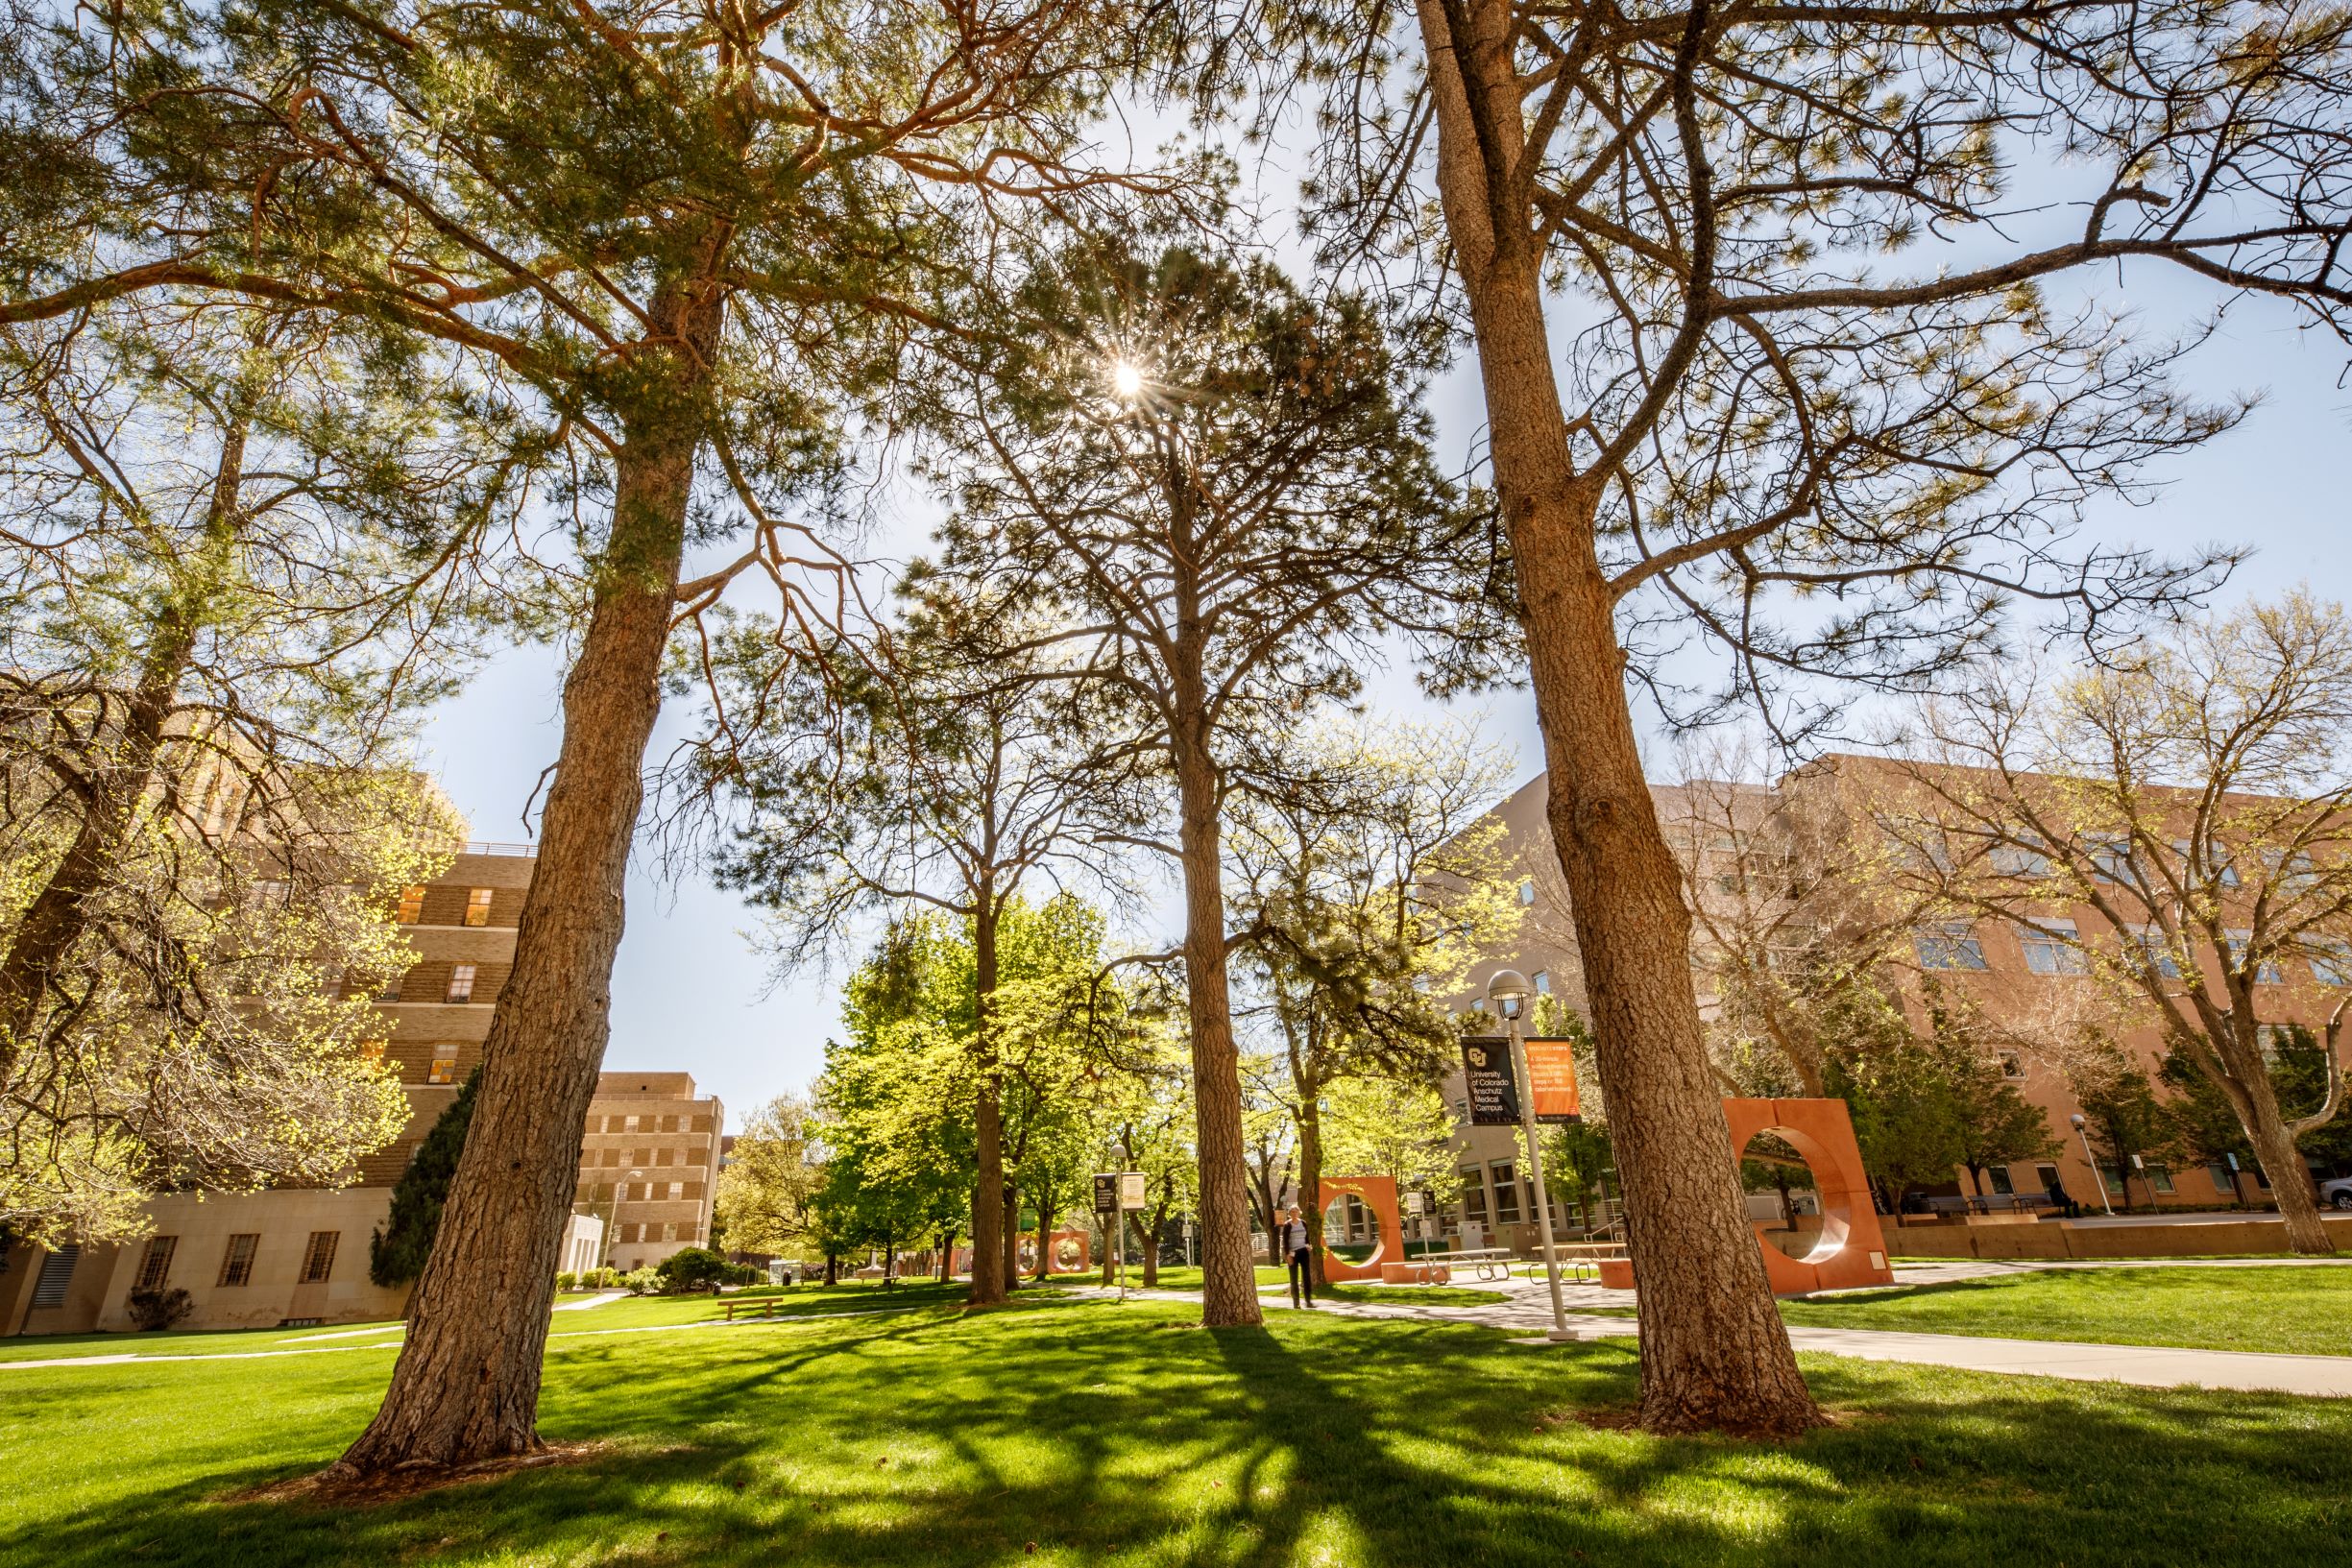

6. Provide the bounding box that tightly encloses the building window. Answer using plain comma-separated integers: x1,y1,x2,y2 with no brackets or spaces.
2224,929,2284,985
1532,970,1551,996
1997,1050,2026,1080
445,964,476,1003
1988,1167,2015,1195
133,1236,179,1291
1915,922,1989,971
2034,1164,2061,1194
2211,1162,2237,1194
1516,879,1536,906
134,1236,178,1292
2017,920,2087,976
2309,939,2352,987
2087,836,2136,884
2257,1025,2293,1064
300,1231,340,1284
1990,835,2053,878
2125,925,2182,979
1459,1170,1488,1223
2172,838,2240,888
377,973,404,1003
1490,1162,1521,1224
465,887,495,928
396,884,426,925
2148,1166,2176,1194
426,1055,457,1085
31,1245,79,1309
218,1234,259,1288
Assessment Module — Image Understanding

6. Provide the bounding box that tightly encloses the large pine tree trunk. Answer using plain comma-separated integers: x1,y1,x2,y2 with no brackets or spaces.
1413,0,1818,1436
969,909,1006,1304
1296,1069,1328,1291
331,298,715,1474
1171,702,1262,1328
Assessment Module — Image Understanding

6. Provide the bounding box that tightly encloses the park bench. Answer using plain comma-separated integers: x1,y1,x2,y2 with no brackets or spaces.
721,1296,790,1322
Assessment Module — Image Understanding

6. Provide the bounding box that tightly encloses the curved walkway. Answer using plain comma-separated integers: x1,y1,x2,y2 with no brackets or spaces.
1063,1271,2352,1399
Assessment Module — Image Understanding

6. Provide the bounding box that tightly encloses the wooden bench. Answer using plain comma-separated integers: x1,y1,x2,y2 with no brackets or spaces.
721,1295,791,1322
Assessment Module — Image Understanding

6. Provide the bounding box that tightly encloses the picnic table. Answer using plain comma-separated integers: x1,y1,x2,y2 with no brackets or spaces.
1408,1247,1518,1282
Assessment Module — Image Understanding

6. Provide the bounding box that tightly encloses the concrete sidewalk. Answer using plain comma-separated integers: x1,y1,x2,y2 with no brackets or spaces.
1071,1274,2352,1399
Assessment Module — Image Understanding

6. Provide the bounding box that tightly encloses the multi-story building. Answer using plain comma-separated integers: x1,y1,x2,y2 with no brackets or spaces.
1,840,538,1335
1433,759,2352,1247
576,1073,724,1273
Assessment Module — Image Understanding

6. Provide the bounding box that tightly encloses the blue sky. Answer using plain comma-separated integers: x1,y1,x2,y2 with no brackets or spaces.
412,202,2352,1132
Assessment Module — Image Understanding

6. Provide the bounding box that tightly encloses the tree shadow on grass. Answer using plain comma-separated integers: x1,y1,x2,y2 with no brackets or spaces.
10,1299,2352,1567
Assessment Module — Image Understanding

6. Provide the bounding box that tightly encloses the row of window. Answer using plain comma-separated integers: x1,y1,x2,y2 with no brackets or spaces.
615,1221,701,1245
581,1180,705,1204
133,1230,340,1292
583,1146,706,1170
592,1113,715,1135
1916,918,2345,983
395,885,499,927
377,963,484,1004
1455,1159,1572,1230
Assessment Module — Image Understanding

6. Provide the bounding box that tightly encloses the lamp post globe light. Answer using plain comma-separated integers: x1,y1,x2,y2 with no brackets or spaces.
2069,1115,2116,1217
1488,968,1570,1337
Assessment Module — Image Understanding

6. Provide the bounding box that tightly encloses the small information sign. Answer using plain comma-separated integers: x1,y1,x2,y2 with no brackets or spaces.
1118,1171,1149,1210
1461,1038,1519,1125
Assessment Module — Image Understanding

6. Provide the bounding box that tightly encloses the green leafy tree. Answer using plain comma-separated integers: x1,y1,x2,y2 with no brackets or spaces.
7,0,1178,1473
370,1070,480,1291
2073,1049,2171,1214
910,239,1481,1323
712,1094,822,1259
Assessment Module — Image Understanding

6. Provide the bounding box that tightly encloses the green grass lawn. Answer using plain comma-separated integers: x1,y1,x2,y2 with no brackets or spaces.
0,1280,941,1366
7,1291,2351,1566
1775,1266,2352,1357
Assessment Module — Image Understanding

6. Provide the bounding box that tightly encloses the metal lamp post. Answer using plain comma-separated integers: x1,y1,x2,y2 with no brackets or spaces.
2069,1116,2116,1217
1490,969,1571,1339
599,1168,643,1271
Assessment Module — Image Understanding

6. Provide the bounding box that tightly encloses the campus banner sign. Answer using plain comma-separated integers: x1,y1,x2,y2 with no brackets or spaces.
1093,1173,1120,1215
1523,1037,1583,1124
1118,1171,1148,1211
1460,1038,1519,1125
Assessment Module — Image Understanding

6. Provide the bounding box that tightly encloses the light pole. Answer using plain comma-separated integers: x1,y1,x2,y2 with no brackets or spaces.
1490,969,1571,1339
2069,1116,2115,1217
598,1169,643,1271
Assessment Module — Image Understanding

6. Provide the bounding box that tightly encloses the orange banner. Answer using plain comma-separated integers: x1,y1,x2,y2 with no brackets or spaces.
1524,1037,1582,1123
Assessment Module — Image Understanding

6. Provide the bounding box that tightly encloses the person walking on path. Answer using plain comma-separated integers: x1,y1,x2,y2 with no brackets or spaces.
1281,1206,1316,1309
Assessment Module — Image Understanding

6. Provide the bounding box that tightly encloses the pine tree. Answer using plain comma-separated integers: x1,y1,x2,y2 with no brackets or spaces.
370,1070,481,1290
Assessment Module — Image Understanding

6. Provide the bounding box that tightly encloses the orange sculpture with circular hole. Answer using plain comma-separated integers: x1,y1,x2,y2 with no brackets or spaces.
1595,1097,1894,1294
1312,1173,1403,1282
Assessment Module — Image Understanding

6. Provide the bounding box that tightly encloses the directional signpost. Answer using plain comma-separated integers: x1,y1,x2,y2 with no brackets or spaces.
1098,1172,1148,1298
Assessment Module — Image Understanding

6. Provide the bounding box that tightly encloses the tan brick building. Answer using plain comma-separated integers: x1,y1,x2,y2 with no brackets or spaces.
577,1073,724,1273
2,841,540,1335
1437,760,2352,1246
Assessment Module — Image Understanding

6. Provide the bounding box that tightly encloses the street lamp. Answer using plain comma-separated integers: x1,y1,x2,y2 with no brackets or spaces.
598,1169,643,1272
2068,1116,2115,1217
1490,969,1572,1339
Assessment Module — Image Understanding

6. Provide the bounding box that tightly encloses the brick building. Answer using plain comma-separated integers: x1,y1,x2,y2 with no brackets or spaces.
1435,760,2352,1249
577,1073,724,1272
2,841,540,1335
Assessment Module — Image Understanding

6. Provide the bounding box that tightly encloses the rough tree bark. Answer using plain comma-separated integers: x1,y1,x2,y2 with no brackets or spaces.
330,282,721,1475
1171,647,1262,1327
1413,0,1819,1435
1293,1052,1329,1291
969,906,1007,1302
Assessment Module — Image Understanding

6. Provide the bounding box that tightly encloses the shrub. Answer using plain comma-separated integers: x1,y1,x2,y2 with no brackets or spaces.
655,1246,730,1291
555,1270,577,1291
621,1266,662,1295
126,1288,193,1332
